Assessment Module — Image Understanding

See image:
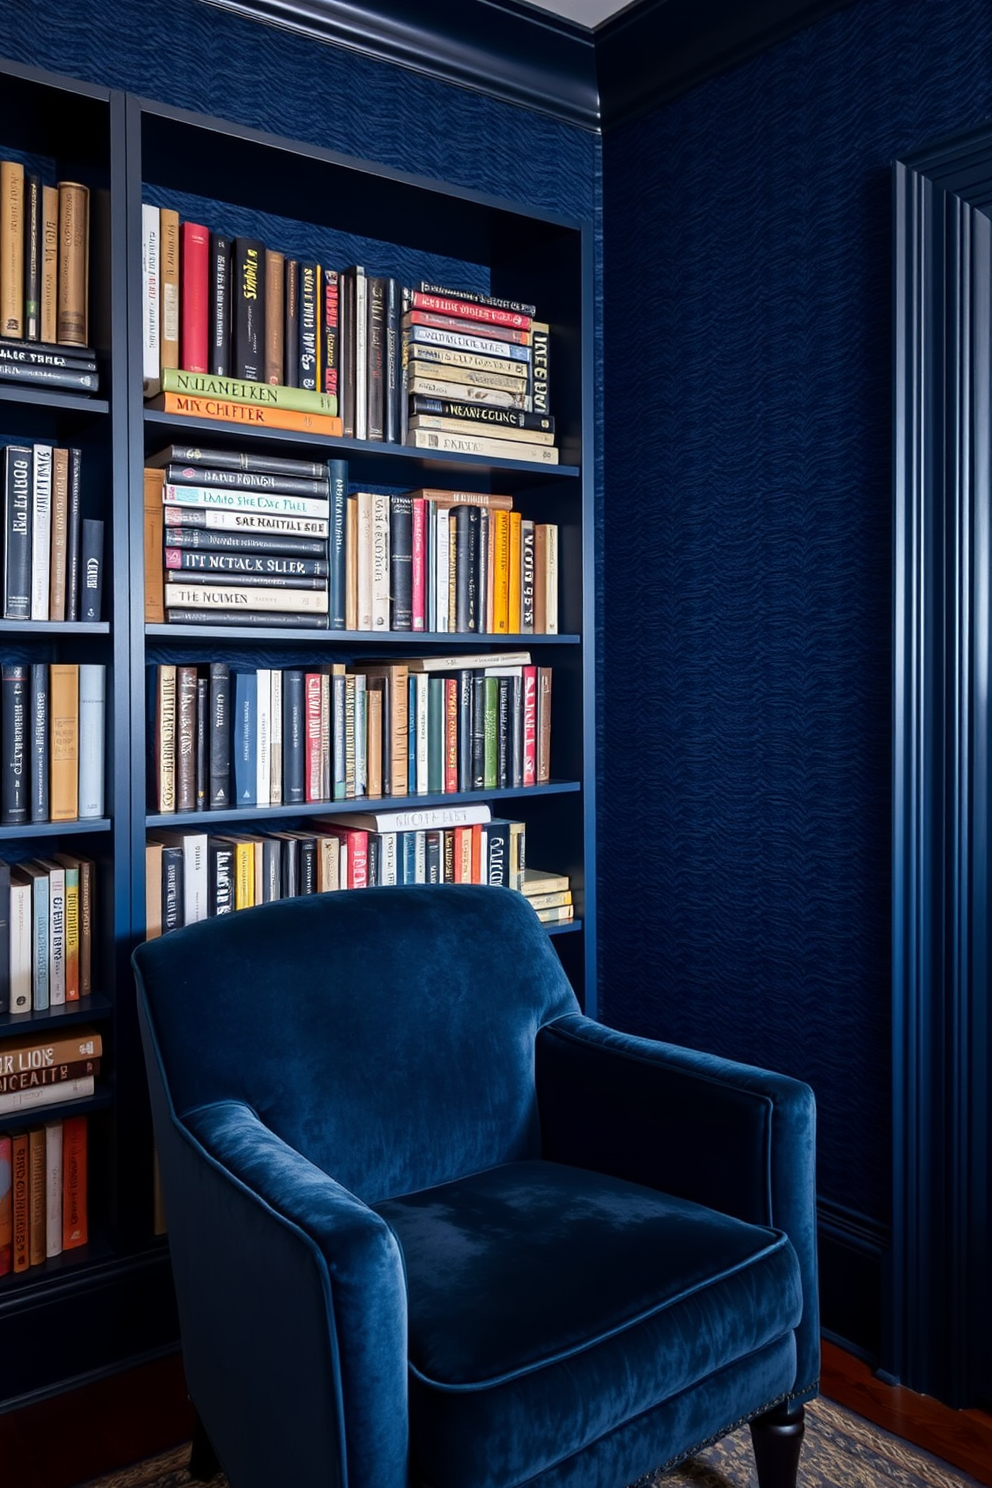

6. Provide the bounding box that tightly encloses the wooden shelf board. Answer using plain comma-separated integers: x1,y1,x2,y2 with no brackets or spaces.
0,818,111,840
0,1089,114,1133
0,386,109,415
0,621,110,635
0,994,113,1036
146,779,581,828
143,410,579,477
146,624,579,644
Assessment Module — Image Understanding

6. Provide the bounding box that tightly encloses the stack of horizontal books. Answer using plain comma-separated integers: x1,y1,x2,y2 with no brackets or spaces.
520,866,574,927
404,282,556,464
0,164,95,393
144,445,342,628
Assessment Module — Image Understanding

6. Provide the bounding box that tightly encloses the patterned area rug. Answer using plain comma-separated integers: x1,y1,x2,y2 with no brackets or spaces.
74,1397,983,1488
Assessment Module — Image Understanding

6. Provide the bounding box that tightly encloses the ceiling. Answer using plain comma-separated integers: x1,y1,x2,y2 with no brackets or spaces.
517,0,635,28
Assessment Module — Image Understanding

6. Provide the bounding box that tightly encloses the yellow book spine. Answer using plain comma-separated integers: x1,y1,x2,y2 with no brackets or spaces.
508,511,522,634
234,841,253,910
160,208,180,371
50,664,79,821
493,510,511,634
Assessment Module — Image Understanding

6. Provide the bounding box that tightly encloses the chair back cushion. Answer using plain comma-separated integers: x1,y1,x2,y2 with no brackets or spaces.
133,884,579,1202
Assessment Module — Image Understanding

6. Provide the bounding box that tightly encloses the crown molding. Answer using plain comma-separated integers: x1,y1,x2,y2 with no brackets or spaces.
196,0,600,129
595,0,859,131
196,0,862,134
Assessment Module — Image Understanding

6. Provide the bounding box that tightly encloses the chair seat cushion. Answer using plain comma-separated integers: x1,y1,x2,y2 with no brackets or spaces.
374,1160,802,1488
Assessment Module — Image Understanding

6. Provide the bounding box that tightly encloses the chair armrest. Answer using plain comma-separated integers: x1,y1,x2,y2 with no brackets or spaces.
536,1013,819,1405
160,1096,408,1488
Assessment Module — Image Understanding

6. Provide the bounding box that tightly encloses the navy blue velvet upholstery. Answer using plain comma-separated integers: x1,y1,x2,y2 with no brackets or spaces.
134,885,818,1488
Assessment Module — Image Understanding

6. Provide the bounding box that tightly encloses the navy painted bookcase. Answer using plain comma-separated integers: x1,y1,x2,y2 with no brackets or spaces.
0,54,596,1406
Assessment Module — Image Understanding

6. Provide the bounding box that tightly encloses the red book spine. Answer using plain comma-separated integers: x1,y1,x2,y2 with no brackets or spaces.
323,269,339,397
181,222,210,373
305,673,323,802
411,292,531,331
411,498,425,633
471,823,483,883
0,1134,11,1276
522,665,537,787
61,1115,88,1250
444,678,458,794
11,1132,29,1272
405,309,530,345
325,827,368,889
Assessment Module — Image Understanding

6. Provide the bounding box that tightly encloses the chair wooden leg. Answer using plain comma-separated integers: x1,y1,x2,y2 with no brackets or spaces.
189,1411,223,1482
749,1403,805,1488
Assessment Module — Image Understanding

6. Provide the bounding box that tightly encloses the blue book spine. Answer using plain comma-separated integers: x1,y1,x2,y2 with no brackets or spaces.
327,458,348,630
233,672,257,805
401,830,418,886
32,872,49,1010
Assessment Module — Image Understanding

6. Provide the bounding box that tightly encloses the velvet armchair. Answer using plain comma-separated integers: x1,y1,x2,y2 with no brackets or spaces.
133,883,819,1488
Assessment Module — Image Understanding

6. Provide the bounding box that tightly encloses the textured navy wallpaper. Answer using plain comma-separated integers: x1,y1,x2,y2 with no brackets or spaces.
601,0,992,1225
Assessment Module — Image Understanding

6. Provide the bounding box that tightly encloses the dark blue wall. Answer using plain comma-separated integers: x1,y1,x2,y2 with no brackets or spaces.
601,0,992,1235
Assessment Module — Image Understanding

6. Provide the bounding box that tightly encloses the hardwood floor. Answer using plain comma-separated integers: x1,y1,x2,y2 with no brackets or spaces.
821,1340,992,1487
0,1341,989,1488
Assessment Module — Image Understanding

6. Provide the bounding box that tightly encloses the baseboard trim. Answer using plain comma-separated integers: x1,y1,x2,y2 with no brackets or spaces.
817,1200,888,1362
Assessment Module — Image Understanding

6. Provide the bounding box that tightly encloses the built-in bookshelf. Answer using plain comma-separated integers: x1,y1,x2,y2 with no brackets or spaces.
0,54,594,1407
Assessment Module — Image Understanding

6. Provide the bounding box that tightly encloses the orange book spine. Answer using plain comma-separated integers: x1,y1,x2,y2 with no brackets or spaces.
144,468,165,624
61,1115,88,1250
507,511,522,634
50,663,80,821
492,510,510,634
154,391,342,437
28,1126,46,1266
471,822,483,883
12,1131,30,1272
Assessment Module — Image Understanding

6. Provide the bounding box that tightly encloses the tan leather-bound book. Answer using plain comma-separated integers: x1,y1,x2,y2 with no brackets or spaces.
366,684,383,799
27,1126,46,1267
160,207,180,371
265,248,284,384
49,448,70,620
144,467,165,623
50,663,80,821
1,160,24,338
533,523,548,635
57,181,89,346
41,185,59,342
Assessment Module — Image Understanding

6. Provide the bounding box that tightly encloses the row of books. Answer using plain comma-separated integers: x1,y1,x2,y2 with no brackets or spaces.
139,205,556,464
1,663,106,825
0,1112,90,1274
0,164,94,394
147,807,572,935
149,652,551,813
2,444,104,622
143,445,337,627
0,854,97,1015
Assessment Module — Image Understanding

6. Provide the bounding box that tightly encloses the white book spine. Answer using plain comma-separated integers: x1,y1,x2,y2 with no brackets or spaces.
0,1077,95,1118
381,832,398,885
30,443,53,621
545,524,558,635
164,585,329,614
354,267,367,441
45,1120,62,1258
163,506,329,538
269,668,282,806
10,881,32,1013
47,865,66,1007
371,493,390,630
356,492,373,630
183,834,209,925
410,428,559,464
256,669,271,809
142,203,160,389
416,673,429,795
78,663,106,818
436,507,450,635
32,873,49,1012
162,484,330,519
414,830,426,884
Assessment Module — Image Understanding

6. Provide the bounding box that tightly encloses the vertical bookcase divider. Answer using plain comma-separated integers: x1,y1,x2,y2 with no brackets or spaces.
0,60,596,1407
